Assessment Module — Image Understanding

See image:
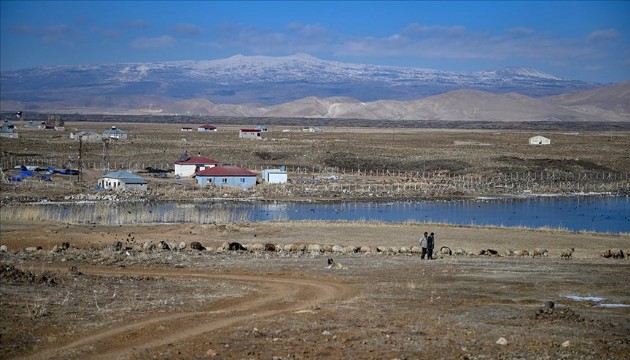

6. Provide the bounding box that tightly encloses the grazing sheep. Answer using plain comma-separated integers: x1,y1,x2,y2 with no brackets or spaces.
143,241,156,251
190,241,206,251
532,248,548,258
307,244,322,253
158,241,172,251
513,249,530,257
248,243,264,251
411,246,422,254
453,248,468,256
321,244,333,253
389,246,400,254
504,249,515,257
359,246,372,253
326,258,347,269
264,243,276,252
342,245,356,254
440,246,452,256
601,249,625,259
399,246,410,254
376,246,388,253
228,242,247,251
178,241,187,251
284,244,298,252
332,245,345,253
560,248,575,259
479,249,499,256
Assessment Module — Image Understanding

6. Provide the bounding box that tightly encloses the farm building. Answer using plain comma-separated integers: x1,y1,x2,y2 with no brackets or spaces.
174,153,221,177
70,131,102,142
262,168,288,184
98,170,147,192
529,135,551,145
195,166,257,188
239,128,263,140
256,125,268,132
0,125,18,139
181,127,193,132
103,126,128,140
197,124,217,132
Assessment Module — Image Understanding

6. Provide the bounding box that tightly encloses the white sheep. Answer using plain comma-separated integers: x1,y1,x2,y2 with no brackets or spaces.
532,248,548,257
326,258,347,269
601,249,625,259
453,248,467,256
332,245,345,253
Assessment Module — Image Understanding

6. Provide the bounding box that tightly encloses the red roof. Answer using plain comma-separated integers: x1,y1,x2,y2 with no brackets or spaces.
195,166,257,177
198,124,216,129
175,156,221,165
240,129,261,132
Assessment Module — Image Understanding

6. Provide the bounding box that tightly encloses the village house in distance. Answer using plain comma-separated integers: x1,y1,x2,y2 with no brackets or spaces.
197,124,217,132
98,170,147,192
529,135,551,145
195,166,257,188
103,126,128,140
174,153,221,177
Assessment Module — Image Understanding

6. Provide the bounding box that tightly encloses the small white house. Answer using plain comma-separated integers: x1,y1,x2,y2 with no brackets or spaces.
174,154,221,177
239,128,263,140
197,124,217,132
195,166,258,188
529,135,550,145
103,126,128,140
70,131,102,142
0,125,18,139
98,170,147,192
262,168,288,184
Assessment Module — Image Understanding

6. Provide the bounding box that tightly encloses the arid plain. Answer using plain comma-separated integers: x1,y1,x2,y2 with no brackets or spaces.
1,121,629,359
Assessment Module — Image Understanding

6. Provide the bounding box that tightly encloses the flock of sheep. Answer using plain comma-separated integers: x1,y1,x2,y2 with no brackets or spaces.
132,240,627,260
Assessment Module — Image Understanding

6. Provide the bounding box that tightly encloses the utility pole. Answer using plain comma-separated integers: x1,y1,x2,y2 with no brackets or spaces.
77,135,83,182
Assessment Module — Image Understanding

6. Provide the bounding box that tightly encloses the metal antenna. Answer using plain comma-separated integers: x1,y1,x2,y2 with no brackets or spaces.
78,135,83,182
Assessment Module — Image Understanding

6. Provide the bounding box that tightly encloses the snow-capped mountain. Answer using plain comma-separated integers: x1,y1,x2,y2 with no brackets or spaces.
1,54,599,111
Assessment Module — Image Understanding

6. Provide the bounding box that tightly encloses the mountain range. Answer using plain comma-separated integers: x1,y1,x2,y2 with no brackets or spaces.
1,54,628,122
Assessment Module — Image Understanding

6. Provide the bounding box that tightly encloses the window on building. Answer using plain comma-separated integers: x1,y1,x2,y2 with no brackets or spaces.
222,178,228,184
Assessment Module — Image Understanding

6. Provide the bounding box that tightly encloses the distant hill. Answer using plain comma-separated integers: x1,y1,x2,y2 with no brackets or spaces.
1,54,627,121
260,89,627,122
544,81,630,116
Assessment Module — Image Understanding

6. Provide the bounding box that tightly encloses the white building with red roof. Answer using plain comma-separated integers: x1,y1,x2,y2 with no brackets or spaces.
195,166,257,188
239,128,262,140
197,124,217,132
174,153,221,178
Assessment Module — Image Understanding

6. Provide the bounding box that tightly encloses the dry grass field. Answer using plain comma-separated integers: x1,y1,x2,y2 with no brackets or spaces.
1,121,629,359
1,121,629,202
1,221,629,359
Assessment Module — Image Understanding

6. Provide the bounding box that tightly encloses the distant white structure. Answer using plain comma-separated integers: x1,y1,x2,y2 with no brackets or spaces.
98,170,147,192
529,135,550,145
103,126,128,140
262,167,288,184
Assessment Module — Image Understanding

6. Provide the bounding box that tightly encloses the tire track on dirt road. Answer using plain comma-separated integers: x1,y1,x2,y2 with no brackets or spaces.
16,265,356,360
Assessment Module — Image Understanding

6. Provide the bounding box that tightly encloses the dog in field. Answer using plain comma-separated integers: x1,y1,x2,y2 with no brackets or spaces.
326,258,347,269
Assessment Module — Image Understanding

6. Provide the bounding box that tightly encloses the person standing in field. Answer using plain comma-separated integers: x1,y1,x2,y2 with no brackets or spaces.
427,232,435,260
420,232,428,259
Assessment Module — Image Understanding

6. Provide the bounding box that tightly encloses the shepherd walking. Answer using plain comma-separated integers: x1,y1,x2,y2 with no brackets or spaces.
419,232,428,259
427,232,435,260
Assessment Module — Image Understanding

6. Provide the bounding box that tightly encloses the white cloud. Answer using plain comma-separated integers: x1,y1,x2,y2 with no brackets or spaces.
587,29,619,43
172,23,201,35
131,35,176,49
124,19,150,29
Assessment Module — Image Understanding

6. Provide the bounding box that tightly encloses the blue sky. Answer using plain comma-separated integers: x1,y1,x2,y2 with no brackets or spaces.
1,1,628,83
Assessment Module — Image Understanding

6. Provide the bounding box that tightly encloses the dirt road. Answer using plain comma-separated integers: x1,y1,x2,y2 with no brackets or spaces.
14,265,355,360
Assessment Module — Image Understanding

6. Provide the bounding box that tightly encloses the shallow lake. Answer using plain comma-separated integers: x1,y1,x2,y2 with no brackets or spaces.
4,195,629,234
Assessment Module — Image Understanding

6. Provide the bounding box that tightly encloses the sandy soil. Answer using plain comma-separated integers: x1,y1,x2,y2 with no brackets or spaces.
1,221,629,359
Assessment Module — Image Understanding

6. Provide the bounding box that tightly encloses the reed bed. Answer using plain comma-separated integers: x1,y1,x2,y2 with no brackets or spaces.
0,202,250,225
